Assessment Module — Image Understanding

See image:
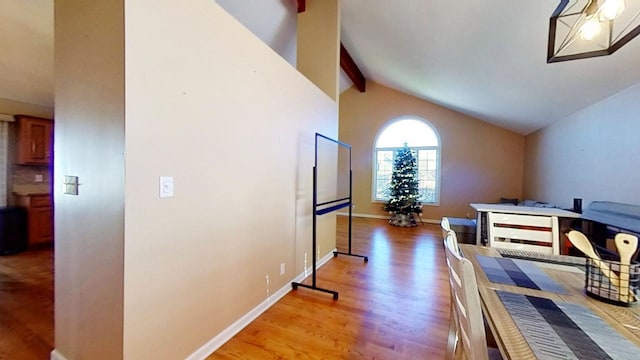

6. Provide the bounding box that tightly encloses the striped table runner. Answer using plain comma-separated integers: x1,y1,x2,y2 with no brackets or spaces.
497,291,639,360
477,255,567,293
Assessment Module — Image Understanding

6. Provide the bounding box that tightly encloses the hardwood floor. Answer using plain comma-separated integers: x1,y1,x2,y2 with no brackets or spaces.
210,216,451,360
0,218,451,360
0,245,54,360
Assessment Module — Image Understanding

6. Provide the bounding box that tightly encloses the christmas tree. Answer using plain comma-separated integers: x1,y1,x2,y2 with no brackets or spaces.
383,143,422,227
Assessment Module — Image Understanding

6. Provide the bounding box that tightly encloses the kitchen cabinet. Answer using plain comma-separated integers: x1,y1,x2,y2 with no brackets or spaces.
15,194,54,246
15,115,53,165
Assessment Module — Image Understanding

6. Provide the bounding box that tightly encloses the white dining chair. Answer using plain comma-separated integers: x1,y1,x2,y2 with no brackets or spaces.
486,211,559,255
444,232,502,360
443,228,460,360
441,217,451,241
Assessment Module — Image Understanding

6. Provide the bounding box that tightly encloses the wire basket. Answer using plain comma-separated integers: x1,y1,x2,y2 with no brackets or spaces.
585,256,640,306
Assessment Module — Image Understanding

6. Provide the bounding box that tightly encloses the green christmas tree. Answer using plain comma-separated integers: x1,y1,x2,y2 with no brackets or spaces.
383,143,422,226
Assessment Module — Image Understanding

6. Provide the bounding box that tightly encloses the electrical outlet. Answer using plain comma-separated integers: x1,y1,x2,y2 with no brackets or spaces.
280,263,285,275
265,275,270,300
34,174,44,182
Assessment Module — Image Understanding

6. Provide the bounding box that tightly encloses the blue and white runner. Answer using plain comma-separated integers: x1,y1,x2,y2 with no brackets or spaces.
477,255,567,293
497,291,640,360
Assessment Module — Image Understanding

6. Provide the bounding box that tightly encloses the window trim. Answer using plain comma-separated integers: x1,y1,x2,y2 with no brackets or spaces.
371,117,442,206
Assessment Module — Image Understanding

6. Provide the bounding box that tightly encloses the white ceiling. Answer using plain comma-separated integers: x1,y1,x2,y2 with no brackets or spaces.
0,0,53,108
341,0,640,134
3,1,640,135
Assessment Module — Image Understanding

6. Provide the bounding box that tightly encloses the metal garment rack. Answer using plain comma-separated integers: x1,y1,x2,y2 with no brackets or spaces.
292,133,368,300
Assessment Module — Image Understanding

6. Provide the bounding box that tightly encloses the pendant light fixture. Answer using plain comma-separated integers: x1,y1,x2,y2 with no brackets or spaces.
548,0,640,63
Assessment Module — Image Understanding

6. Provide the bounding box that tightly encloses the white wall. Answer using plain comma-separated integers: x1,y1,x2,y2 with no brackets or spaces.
123,1,337,359
54,0,125,358
216,0,297,66
524,82,640,209
54,0,337,359
0,0,54,108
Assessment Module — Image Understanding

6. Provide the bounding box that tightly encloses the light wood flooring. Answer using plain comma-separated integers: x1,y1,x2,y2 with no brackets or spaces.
210,217,451,359
0,245,54,360
0,217,451,360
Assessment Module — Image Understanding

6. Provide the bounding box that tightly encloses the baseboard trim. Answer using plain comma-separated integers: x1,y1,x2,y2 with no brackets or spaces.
50,349,70,360
336,212,440,224
336,212,388,220
186,249,337,360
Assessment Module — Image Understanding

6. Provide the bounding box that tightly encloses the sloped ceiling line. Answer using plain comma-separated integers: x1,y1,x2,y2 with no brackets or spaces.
340,43,366,92
12,1,637,134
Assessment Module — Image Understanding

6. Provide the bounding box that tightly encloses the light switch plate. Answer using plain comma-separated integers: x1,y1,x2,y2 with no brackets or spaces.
159,176,174,198
63,175,79,195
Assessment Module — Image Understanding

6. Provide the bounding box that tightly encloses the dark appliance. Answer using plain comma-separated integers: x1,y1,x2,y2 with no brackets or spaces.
0,207,28,255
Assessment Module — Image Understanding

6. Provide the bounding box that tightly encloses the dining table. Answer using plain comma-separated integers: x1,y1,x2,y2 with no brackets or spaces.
459,244,640,360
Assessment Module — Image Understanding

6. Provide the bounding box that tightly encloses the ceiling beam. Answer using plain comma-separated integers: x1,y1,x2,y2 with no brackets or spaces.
297,0,306,13
340,43,366,92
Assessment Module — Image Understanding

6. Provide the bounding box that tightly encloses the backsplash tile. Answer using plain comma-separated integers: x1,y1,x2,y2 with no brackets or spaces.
12,164,51,186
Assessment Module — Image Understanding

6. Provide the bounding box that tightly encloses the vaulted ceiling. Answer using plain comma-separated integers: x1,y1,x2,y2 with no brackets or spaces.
3,0,640,135
340,0,640,134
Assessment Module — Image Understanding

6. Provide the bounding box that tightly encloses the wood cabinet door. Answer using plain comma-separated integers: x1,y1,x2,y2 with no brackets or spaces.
30,207,54,244
28,121,50,163
15,194,54,246
16,116,53,165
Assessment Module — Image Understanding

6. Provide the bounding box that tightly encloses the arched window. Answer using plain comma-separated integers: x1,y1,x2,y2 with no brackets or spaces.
373,117,441,204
